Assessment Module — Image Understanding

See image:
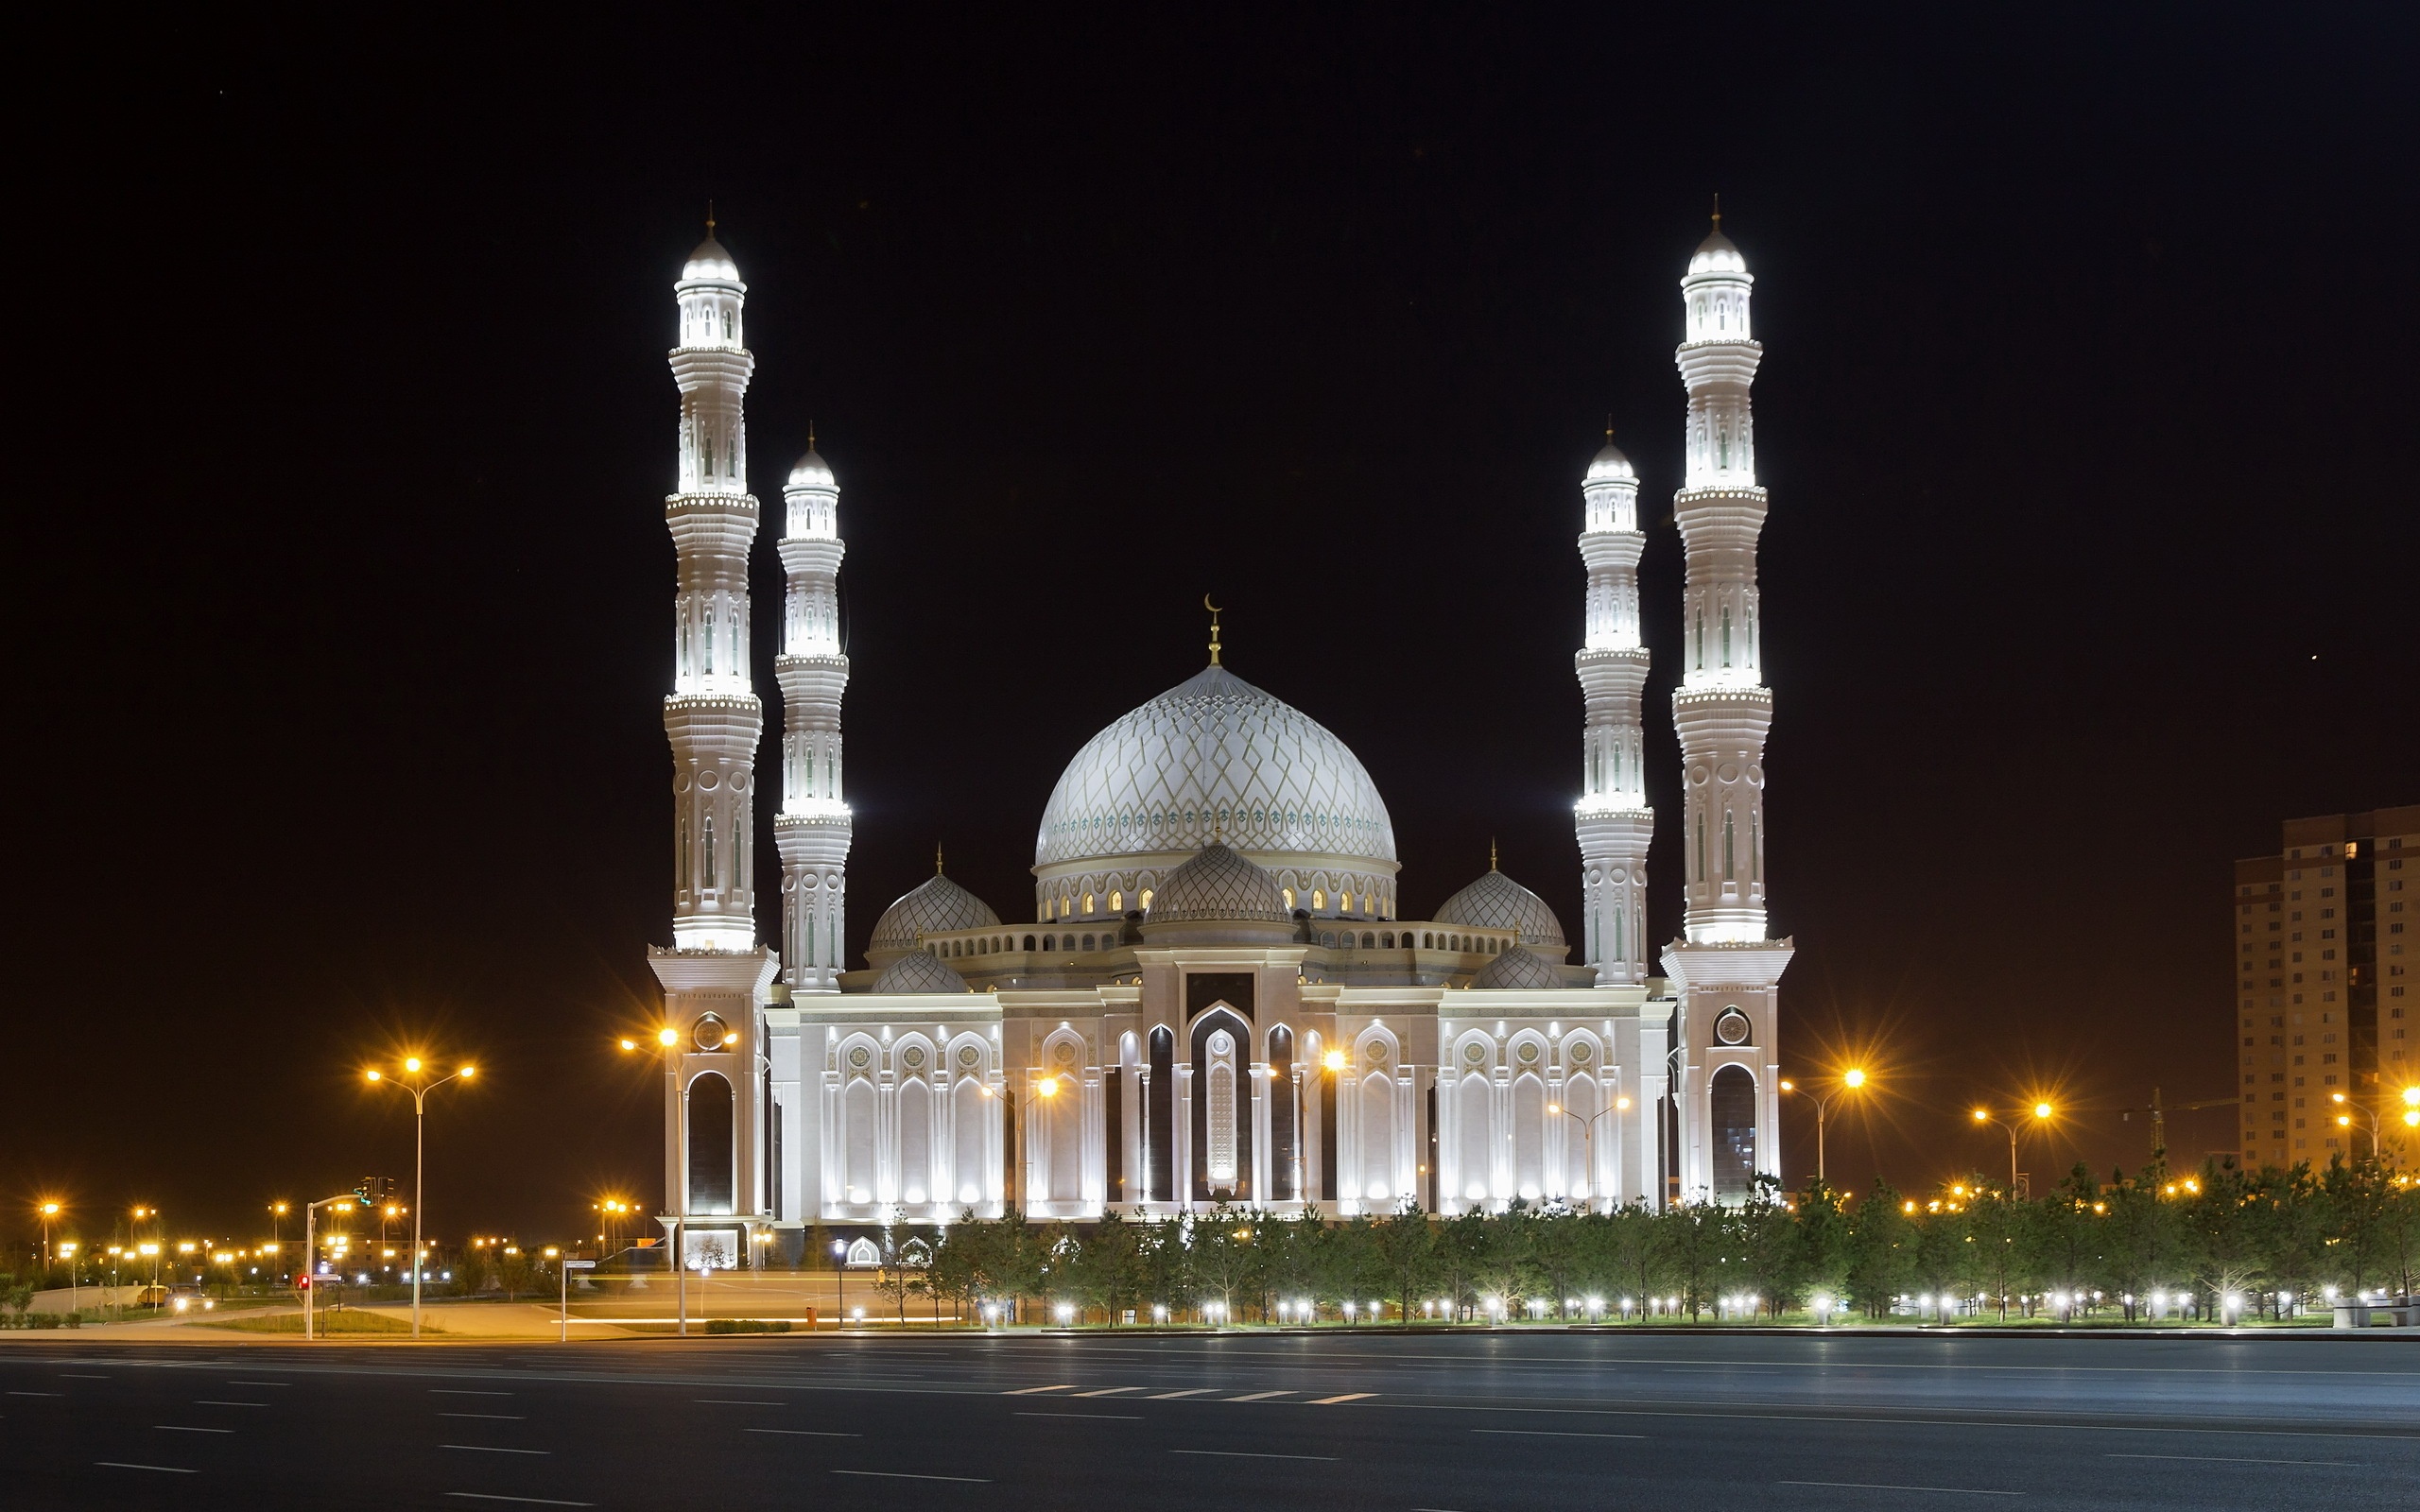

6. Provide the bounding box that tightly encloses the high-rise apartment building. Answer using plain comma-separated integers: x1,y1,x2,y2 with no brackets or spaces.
2233,805,2418,1167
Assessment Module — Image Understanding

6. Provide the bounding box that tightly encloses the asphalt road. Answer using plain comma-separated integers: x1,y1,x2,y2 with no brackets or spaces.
1,1330,2413,1510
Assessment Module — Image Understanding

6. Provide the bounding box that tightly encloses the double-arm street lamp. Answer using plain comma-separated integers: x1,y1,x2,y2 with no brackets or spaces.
1973,1102,2054,1194
620,1026,707,1336
1546,1098,1626,1210
2333,1087,2420,1159
366,1057,476,1339
1779,1068,1869,1184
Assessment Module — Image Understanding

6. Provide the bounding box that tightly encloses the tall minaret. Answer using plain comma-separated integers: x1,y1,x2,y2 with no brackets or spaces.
1574,431,1651,986
663,223,764,952
649,223,780,1240
1661,205,1793,1203
773,438,852,991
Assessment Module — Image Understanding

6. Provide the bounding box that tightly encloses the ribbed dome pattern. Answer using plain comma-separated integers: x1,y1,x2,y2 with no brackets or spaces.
869,873,1001,956
871,951,971,994
1149,844,1290,923
1468,945,1563,990
1434,868,1566,947
1035,665,1396,872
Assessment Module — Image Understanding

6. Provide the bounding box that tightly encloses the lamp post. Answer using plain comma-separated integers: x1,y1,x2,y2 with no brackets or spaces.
366,1057,477,1339
1291,1050,1347,1206
38,1203,59,1274
1972,1102,2053,1195
1781,1069,1869,1184
1546,1101,1622,1211
621,1027,697,1336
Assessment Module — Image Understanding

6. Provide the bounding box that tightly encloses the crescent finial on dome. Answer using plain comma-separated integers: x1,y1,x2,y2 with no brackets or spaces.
1204,594,1222,666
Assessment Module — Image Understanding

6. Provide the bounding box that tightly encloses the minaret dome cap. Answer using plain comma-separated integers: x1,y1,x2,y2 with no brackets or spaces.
1686,222,1747,277
682,233,742,284
1584,439,1635,483
786,448,837,490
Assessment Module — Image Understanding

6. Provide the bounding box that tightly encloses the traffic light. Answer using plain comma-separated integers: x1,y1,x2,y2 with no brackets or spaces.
354,1177,396,1207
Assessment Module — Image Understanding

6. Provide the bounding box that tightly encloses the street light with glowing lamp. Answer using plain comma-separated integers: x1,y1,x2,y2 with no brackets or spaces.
365,1056,476,1339
1545,1099,1620,1212
1972,1101,2054,1194
1287,1049,1350,1206
1779,1067,1869,1183
36,1201,61,1272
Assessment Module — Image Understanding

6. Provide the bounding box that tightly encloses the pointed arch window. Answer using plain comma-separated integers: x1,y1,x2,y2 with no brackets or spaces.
701,813,717,893
1723,811,1736,881
1751,812,1762,883
1695,815,1707,884
1721,607,1733,667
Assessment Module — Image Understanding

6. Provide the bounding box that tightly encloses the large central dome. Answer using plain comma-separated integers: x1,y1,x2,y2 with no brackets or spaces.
1032,664,1398,922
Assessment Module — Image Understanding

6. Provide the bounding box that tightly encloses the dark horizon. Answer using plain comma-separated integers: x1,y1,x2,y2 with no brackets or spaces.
5,8,2414,1247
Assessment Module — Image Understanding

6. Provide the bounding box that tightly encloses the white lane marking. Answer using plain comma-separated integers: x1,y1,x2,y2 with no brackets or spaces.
748,1428,861,1436
1073,1386,1143,1398
1223,1390,1293,1401
831,1469,991,1483
8,1391,61,1397
96,1463,197,1473
697,1398,786,1404
1475,1428,1648,1439
1777,1481,2021,1497
1384,1400,2420,1443
442,1445,552,1455
1016,1411,1143,1420
193,1400,268,1407
432,1389,514,1396
2105,1452,2359,1467
1003,1383,1080,1395
445,1496,596,1507
1310,1392,1377,1405
155,1426,233,1434
59,1374,110,1380
441,1413,526,1420
227,1381,291,1386
1147,1388,1216,1399
1172,1448,1337,1461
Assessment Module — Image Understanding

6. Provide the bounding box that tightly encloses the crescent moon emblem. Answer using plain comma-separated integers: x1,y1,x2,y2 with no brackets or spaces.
1203,594,1221,613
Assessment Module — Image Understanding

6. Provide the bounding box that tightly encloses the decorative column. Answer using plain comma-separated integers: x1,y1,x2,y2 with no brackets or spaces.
774,439,852,992
1574,433,1651,985
651,223,778,1228
1660,208,1793,1203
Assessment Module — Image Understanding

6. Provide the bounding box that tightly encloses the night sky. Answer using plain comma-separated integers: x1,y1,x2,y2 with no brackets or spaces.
8,9,2414,1247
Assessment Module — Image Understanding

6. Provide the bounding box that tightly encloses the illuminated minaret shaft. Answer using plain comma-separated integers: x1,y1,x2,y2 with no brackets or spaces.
774,438,851,991
1574,434,1651,985
664,226,764,952
1662,206,1792,1203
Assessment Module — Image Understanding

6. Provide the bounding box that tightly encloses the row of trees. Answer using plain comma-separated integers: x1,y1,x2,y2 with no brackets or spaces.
906,1158,2420,1325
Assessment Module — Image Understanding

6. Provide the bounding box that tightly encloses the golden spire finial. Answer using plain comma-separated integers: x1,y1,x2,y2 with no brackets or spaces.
1711,192,1721,231
1605,414,1616,441
1203,594,1223,666
935,842,944,875
706,199,717,236
808,418,817,453
1490,836,1498,871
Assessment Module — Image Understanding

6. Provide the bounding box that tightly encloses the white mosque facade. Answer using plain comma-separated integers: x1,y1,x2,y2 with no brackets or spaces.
644,218,1789,1262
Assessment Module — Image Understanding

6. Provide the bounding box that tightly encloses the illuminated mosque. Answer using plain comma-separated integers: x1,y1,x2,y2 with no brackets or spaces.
641,216,1790,1262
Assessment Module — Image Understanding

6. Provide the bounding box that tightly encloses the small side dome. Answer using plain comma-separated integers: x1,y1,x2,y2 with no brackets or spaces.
682,233,741,284
871,951,970,994
1584,439,1635,484
786,448,837,490
1687,221,1746,276
1434,866,1565,948
1468,944,1563,990
1149,843,1290,923
868,871,1001,964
